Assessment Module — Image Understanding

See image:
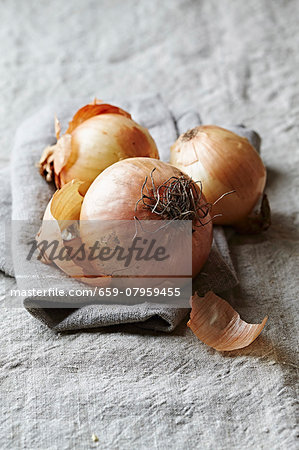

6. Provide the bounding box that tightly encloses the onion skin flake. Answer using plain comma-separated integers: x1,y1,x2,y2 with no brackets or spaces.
188,291,268,351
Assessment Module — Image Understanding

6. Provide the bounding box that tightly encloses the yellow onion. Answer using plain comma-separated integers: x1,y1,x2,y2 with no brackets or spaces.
188,291,268,351
37,158,213,285
80,157,213,279
170,125,267,226
39,100,159,191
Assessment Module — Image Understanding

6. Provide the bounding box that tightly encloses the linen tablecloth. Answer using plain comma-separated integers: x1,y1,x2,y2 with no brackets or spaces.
0,1,298,449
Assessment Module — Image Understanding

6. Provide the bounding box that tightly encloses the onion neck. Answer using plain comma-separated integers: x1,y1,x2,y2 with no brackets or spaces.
38,145,56,183
181,127,200,142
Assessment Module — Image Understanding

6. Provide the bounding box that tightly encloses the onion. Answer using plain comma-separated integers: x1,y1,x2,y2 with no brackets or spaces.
39,100,159,191
188,291,268,351
80,158,213,279
37,158,213,284
170,125,267,226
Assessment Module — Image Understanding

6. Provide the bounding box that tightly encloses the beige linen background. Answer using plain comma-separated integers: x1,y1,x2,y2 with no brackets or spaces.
0,1,298,449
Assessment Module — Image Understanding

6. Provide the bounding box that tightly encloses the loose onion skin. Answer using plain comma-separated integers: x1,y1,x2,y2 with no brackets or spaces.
170,125,267,225
80,158,213,278
39,101,159,191
188,291,268,351
36,180,111,286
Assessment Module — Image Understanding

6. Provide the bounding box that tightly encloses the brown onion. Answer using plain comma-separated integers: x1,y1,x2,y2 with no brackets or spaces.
170,125,267,225
80,157,213,278
39,100,159,191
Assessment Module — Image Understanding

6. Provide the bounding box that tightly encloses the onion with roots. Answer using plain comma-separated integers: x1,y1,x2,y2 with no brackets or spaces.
39,100,159,192
80,157,213,279
38,158,213,283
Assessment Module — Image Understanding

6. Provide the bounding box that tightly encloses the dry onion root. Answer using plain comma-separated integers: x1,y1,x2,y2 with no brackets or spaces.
188,291,268,351
170,125,270,232
39,99,159,191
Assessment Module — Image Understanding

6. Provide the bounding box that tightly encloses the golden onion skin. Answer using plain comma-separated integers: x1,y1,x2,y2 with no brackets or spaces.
57,114,159,189
39,102,159,191
170,125,266,225
188,291,268,351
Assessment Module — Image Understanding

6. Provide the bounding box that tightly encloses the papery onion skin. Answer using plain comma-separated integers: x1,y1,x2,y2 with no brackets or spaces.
80,157,213,278
188,291,268,351
36,180,86,275
39,102,159,191
36,180,111,286
170,125,267,225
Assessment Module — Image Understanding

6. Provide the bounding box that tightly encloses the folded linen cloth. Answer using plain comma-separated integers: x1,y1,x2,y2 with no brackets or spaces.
0,95,260,332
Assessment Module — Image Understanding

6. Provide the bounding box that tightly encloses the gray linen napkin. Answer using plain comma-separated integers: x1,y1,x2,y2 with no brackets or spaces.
0,95,260,332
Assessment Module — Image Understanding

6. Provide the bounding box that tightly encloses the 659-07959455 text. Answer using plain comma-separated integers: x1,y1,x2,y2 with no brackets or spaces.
10,287,183,298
